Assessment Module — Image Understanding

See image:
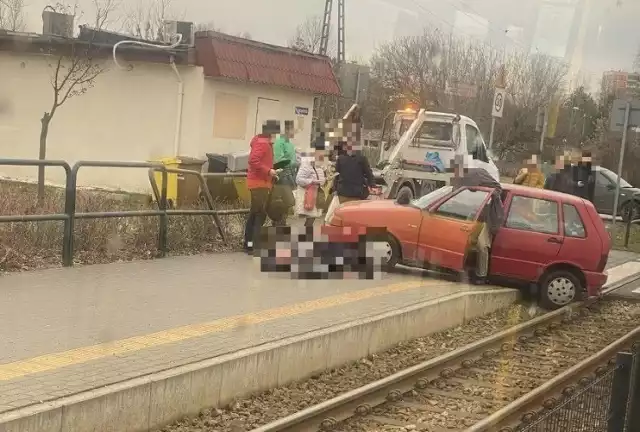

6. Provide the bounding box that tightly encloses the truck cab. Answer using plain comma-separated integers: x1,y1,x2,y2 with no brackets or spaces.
375,109,499,202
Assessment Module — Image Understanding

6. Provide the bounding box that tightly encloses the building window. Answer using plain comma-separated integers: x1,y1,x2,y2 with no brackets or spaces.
213,92,249,140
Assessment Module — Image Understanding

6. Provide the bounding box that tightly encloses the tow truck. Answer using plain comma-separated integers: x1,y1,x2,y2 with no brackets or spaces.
346,104,500,202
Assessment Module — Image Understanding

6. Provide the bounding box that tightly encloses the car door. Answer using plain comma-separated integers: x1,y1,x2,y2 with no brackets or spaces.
417,187,491,271
593,169,615,214
491,194,563,282
559,202,600,272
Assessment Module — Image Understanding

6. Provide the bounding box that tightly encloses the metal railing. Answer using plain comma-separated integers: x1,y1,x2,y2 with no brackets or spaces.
0,158,251,267
519,347,640,432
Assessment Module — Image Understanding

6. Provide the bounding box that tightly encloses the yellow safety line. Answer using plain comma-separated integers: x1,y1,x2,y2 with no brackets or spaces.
0,279,451,381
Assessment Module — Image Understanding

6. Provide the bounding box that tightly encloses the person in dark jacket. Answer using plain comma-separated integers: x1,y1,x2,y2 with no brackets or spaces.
334,120,375,203
450,159,505,284
573,151,595,203
545,153,576,195
244,120,280,254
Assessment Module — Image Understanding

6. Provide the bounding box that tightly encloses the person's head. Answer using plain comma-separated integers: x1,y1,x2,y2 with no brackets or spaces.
581,150,592,164
526,154,540,170
449,155,465,178
261,120,281,140
312,133,327,162
284,120,295,139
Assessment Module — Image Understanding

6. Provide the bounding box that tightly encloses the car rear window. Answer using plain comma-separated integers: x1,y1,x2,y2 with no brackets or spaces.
563,204,586,238
505,195,559,234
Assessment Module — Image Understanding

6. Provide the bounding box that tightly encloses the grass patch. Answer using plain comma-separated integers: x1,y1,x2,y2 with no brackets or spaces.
0,180,245,272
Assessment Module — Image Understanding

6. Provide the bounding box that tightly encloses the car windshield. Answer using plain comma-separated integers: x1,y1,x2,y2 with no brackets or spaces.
411,186,453,209
600,167,632,188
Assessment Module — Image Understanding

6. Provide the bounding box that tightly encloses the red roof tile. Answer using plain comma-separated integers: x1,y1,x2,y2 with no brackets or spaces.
195,32,341,96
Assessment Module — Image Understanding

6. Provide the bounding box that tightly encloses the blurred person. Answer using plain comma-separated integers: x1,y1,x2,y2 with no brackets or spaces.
269,120,297,225
334,119,375,204
450,157,504,284
295,140,327,227
243,120,280,254
544,152,576,195
574,150,595,202
514,154,545,188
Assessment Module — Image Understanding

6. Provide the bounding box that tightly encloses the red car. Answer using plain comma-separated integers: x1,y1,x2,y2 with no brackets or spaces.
327,184,611,309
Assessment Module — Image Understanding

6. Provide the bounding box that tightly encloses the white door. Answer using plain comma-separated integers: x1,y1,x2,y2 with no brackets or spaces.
254,97,281,135
464,124,500,182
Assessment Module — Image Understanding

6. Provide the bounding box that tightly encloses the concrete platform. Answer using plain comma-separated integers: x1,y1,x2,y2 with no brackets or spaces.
0,250,637,432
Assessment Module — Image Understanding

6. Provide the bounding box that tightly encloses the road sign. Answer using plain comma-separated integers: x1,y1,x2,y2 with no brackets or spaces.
492,88,506,118
610,99,640,132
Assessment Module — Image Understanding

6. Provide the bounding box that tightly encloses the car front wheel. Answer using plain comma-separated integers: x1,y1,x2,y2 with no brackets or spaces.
539,270,582,310
370,234,400,271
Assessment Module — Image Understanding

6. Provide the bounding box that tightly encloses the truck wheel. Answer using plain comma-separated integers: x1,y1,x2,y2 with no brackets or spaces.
396,185,414,203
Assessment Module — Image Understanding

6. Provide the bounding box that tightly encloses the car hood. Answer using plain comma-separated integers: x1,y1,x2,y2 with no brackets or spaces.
618,187,640,197
337,199,417,213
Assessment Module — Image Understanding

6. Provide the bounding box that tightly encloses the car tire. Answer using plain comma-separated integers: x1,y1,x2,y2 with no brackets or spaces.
370,234,400,271
621,201,640,222
539,270,582,310
396,185,414,203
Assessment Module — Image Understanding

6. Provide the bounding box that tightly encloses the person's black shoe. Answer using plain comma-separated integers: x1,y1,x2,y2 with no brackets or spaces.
472,276,487,285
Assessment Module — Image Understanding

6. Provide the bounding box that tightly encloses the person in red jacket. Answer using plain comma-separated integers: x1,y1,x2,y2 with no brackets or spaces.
244,120,281,253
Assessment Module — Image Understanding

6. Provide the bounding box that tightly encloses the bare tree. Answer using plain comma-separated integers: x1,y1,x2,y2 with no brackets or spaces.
122,0,181,41
289,15,324,54
369,28,567,160
92,0,121,30
37,3,115,204
0,0,26,31
194,21,219,32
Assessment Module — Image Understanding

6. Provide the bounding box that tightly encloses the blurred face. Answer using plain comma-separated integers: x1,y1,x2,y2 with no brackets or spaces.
285,127,295,139
555,156,565,169
314,149,325,162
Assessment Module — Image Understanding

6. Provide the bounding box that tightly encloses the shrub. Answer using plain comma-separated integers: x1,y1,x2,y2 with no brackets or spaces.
0,180,245,272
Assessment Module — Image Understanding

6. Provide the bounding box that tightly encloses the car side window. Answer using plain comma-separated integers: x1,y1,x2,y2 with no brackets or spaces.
465,125,489,163
595,171,610,188
434,189,489,221
563,204,586,238
505,195,559,234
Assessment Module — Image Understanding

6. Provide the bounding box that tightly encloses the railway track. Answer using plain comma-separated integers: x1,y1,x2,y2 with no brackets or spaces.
250,282,640,432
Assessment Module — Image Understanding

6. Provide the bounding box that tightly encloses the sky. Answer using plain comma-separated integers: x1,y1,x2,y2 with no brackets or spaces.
19,0,640,90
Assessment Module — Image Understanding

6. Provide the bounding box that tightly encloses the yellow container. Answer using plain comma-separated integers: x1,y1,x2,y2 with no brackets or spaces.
151,157,180,204
233,177,251,206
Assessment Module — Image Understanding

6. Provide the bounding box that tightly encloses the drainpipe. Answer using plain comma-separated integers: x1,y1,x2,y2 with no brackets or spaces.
170,56,184,157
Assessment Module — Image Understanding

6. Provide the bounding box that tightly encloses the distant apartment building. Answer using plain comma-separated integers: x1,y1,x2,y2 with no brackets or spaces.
601,71,640,98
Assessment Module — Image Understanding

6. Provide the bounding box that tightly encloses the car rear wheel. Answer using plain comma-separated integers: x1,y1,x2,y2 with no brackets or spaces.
539,270,581,310
621,201,640,222
370,234,400,271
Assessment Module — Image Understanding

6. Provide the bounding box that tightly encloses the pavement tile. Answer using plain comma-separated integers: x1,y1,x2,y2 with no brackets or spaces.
0,251,634,413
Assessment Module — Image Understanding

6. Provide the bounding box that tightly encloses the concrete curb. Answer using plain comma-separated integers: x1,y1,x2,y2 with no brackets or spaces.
0,288,518,432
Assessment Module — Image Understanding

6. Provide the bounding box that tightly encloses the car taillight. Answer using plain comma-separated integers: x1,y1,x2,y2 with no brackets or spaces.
597,254,608,273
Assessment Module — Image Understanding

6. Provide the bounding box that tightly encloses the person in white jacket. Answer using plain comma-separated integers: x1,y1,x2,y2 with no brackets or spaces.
295,147,327,227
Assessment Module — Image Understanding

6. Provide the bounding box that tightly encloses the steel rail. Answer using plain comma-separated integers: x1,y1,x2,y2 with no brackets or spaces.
466,327,640,431
249,274,640,432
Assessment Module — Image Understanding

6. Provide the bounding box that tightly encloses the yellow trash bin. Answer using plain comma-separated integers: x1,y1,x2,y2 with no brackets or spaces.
233,177,250,206
151,156,205,207
151,157,180,205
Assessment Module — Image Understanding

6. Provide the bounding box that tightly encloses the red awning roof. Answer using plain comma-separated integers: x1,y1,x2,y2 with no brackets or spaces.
195,32,341,96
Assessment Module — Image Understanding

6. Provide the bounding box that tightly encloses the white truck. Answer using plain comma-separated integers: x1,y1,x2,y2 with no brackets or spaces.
370,107,500,202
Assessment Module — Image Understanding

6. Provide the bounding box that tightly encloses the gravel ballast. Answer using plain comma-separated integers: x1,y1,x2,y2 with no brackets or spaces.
158,303,540,432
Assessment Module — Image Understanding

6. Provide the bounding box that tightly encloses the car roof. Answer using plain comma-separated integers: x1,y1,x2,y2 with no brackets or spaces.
501,183,587,205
